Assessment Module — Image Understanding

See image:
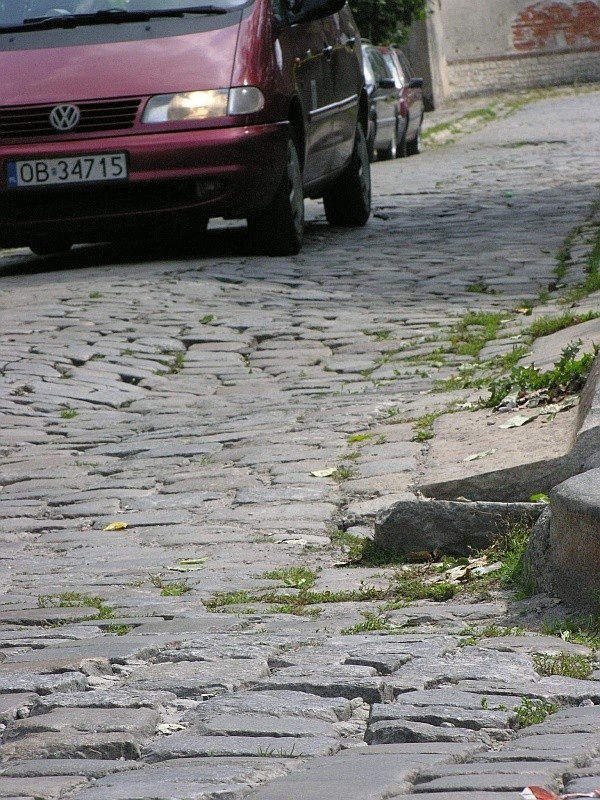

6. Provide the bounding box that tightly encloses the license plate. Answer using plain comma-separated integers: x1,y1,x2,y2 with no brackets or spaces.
6,153,128,188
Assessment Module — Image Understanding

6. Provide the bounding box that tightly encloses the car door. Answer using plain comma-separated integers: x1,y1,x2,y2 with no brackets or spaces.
321,7,361,172
366,47,397,151
395,49,424,141
287,10,335,183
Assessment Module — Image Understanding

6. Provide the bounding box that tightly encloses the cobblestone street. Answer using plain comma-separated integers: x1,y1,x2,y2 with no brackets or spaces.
1,87,600,799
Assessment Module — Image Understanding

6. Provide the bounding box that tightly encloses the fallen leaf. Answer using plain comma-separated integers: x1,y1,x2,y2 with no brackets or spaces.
530,493,549,504
463,448,496,462
156,723,185,735
103,521,128,531
168,557,208,572
310,468,337,478
499,414,534,429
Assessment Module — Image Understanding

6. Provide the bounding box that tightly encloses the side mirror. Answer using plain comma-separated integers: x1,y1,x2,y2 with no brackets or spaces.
378,77,396,90
409,77,424,89
292,0,345,23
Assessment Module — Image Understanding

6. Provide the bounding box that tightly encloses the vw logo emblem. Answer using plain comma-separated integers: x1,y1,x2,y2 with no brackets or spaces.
49,104,81,132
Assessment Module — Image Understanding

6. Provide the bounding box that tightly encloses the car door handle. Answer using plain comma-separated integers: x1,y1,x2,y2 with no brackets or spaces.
322,45,333,58
346,36,356,46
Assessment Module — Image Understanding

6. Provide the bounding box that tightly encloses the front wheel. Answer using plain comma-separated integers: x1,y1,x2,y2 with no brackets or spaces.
248,136,304,256
323,123,371,228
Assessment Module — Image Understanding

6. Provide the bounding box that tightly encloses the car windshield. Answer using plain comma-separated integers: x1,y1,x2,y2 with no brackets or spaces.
0,0,243,27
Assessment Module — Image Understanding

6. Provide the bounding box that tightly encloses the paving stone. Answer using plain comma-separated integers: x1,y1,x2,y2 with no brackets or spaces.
241,753,416,800
200,713,339,738
145,734,341,761
0,672,88,695
252,673,392,704
126,659,271,697
69,757,294,800
369,702,514,730
0,732,143,761
4,707,160,740
0,777,89,799
365,718,487,745
187,690,353,724
0,694,38,724
1,760,144,778
413,770,564,792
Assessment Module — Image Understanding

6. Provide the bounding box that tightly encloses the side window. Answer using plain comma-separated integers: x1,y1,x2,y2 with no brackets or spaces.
383,53,403,88
363,53,375,87
397,51,414,80
272,0,289,26
370,50,389,83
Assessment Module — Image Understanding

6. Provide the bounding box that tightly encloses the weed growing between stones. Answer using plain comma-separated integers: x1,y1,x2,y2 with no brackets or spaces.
37,592,116,620
480,517,536,599
525,311,600,340
411,411,443,442
150,575,190,596
485,340,598,410
260,567,317,590
331,465,359,482
542,617,600,650
533,652,595,680
466,280,501,295
514,697,559,728
341,609,405,635
329,529,406,566
203,569,458,616
563,209,600,302
458,624,526,646
256,743,299,758
105,623,133,636
155,350,185,375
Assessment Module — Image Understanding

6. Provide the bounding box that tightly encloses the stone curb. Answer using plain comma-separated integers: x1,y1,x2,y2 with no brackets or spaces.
374,500,543,558
376,350,600,609
523,353,600,610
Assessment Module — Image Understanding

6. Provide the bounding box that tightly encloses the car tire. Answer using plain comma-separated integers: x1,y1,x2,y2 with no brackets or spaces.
323,122,371,228
366,124,376,163
407,119,423,156
377,121,397,161
29,239,72,256
248,135,304,256
396,125,407,158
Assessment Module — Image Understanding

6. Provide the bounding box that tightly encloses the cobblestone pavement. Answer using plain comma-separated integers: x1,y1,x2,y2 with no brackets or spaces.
1,88,600,800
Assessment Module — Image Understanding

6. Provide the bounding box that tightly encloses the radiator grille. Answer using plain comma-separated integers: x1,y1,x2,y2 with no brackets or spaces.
0,99,142,138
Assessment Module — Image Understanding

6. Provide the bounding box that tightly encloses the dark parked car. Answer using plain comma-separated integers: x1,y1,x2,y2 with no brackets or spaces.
361,41,403,161
379,46,424,156
0,0,371,256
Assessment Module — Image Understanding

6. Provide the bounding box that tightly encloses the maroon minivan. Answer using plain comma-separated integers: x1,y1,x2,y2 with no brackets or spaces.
0,0,371,256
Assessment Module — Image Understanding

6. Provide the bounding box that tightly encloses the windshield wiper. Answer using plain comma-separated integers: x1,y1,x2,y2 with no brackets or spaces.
0,5,227,33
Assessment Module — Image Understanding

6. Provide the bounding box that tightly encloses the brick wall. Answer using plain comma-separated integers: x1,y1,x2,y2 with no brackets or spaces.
447,48,600,98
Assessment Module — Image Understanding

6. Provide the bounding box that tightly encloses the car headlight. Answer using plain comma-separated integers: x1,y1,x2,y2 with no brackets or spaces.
142,87,265,123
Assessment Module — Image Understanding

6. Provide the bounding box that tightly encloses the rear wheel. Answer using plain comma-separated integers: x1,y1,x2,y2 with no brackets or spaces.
248,136,304,256
323,123,371,228
407,119,423,156
377,121,397,161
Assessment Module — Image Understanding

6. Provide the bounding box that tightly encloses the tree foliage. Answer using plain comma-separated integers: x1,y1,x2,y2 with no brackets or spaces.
350,0,429,45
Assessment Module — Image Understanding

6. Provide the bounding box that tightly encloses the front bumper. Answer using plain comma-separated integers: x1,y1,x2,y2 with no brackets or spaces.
0,121,289,246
